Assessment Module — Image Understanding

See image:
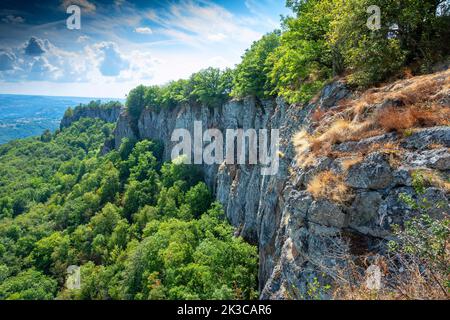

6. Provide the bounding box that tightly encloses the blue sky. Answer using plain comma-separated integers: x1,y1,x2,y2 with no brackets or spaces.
0,0,290,98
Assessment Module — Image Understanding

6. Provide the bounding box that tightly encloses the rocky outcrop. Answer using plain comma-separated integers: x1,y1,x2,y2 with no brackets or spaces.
60,105,122,129
107,70,449,299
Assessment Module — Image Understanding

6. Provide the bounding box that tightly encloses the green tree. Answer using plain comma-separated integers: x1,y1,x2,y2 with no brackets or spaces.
126,85,147,135
232,31,281,99
0,269,58,300
269,0,333,103
190,67,233,107
184,182,213,218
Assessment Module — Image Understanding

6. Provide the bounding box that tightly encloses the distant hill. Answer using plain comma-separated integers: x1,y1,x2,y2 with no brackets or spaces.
0,94,124,144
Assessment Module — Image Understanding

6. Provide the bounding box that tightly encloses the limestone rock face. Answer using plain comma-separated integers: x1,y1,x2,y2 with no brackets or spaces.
345,152,394,190
106,70,449,300
61,105,122,129
402,127,450,150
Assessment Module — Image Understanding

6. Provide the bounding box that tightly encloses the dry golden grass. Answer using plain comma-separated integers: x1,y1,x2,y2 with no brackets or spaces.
331,243,449,300
333,267,449,300
386,78,440,105
311,108,326,123
293,69,450,169
417,170,450,193
428,143,446,149
307,171,352,203
341,156,364,171
376,105,450,133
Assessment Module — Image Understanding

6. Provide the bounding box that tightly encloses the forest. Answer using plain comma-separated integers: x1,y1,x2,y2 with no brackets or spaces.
0,118,258,299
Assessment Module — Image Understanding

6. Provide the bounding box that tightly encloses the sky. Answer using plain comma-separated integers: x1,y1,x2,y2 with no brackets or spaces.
0,0,290,98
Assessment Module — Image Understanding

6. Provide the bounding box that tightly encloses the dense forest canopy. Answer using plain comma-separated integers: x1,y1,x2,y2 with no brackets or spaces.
0,117,258,300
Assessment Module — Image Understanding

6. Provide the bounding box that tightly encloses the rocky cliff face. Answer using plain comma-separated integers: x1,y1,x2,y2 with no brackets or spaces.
61,105,122,129
109,69,449,299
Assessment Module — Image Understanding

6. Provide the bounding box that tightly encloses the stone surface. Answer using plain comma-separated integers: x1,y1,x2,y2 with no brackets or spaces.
345,153,394,190
404,148,450,170
349,192,383,229
402,127,450,150
308,200,347,228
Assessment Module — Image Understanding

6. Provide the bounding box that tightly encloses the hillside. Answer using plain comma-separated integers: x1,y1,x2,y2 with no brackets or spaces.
0,0,449,301
0,117,258,300
107,68,449,299
0,67,448,301
0,95,124,145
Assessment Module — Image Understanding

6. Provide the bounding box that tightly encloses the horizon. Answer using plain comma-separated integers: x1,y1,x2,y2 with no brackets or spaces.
0,92,126,101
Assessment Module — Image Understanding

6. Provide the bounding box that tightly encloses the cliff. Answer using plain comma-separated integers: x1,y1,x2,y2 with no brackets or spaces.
60,104,122,129
108,69,449,299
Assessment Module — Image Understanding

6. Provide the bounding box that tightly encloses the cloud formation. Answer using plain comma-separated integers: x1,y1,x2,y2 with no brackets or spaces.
147,0,262,47
60,0,96,13
95,42,129,77
0,0,288,97
134,27,153,35
0,52,15,71
24,37,46,56
0,37,157,83
1,15,25,24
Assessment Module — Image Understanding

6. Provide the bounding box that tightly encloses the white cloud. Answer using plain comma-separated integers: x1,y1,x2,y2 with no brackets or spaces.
28,57,59,81
92,42,129,77
60,0,96,13
0,51,16,71
0,36,162,86
147,0,262,47
205,56,233,69
119,50,159,81
134,27,153,35
1,15,25,24
207,33,227,42
24,37,46,56
0,0,287,97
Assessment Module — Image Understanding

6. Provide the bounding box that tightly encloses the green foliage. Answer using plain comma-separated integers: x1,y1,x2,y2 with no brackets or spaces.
61,100,122,130
124,206,258,300
126,67,233,119
0,118,114,219
190,67,233,107
331,0,449,86
0,269,58,300
126,85,147,136
268,0,333,104
0,118,258,300
232,31,281,99
184,183,213,219
269,0,450,103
